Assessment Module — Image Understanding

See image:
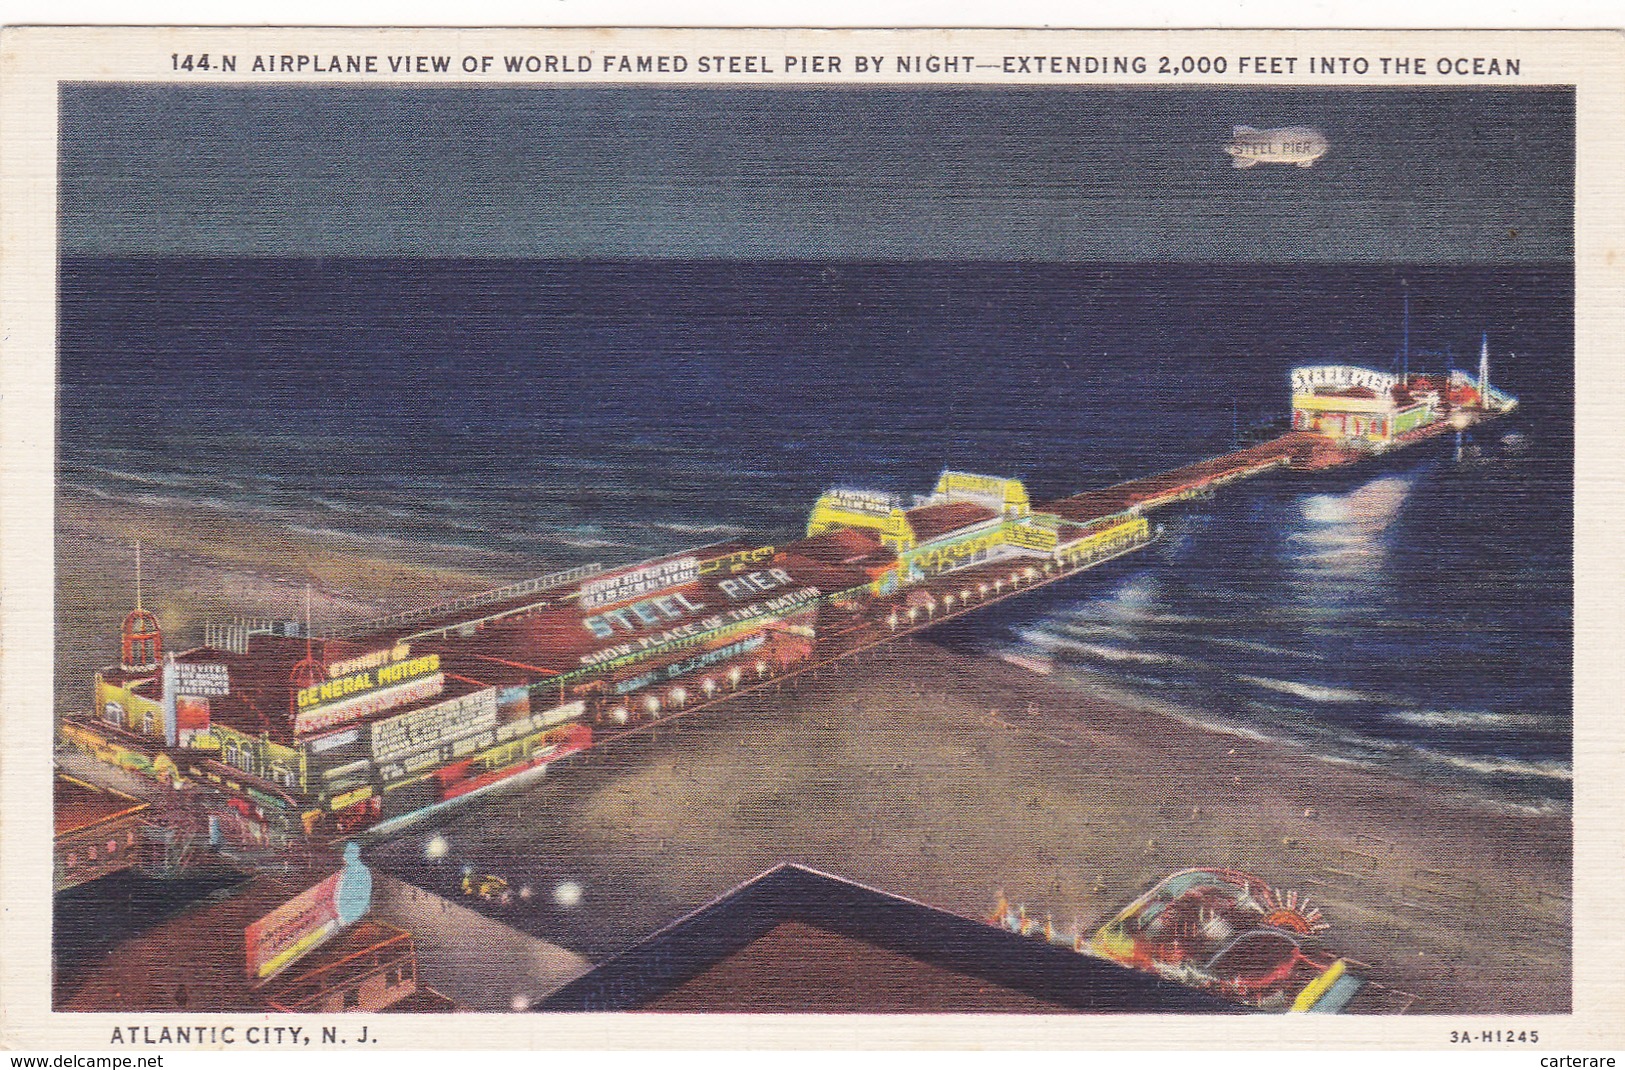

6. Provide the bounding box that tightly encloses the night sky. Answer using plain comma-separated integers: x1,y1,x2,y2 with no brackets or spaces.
59,84,1572,262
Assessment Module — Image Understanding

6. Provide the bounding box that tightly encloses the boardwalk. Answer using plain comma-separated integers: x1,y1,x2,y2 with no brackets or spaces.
1043,432,1321,524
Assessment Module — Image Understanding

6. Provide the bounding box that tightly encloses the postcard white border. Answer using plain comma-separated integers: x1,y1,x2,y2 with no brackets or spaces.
2,25,1622,1052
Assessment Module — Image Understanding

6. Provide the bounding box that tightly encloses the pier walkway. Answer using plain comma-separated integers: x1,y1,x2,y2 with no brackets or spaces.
1043,432,1322,525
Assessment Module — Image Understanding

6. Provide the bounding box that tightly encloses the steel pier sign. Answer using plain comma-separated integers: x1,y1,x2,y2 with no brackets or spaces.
579,557,699,610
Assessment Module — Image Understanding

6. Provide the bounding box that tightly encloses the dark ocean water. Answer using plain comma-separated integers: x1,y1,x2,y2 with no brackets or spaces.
58,258,1573,809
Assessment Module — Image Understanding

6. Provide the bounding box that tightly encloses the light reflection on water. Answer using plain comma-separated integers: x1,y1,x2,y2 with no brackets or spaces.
996,462,1570,809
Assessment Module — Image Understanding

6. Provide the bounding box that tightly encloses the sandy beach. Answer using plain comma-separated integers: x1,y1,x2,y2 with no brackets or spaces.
382,637,1568,1015
55,492,1571,1014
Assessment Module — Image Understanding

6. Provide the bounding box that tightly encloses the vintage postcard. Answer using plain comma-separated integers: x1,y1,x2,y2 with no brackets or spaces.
1,25,1621,1053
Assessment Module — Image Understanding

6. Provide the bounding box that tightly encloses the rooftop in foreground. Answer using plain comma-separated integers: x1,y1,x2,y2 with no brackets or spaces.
538,863,1237,1013
55,772,148,838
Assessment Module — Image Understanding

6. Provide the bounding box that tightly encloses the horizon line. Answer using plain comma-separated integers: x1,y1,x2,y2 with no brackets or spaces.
57,254,1575,268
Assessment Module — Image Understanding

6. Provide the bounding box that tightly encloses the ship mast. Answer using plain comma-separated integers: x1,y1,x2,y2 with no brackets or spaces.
1400,279,1410,388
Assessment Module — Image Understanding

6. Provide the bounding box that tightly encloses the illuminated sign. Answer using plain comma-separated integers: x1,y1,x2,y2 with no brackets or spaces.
940,472,1006,495
699,545,776,574
174,696,211,747
579,557,699,610
297,654,441,710
718,568,794,601
611,634,773,696
245,872,341,980
160,657,201,746
584,592,708,640
307,727,360,754
661,634,767,682
822,489,901,514
293,673,445,736
327,643,411,680
534,700,586,731
330,785,374,811
372,697,576,783
491,700,586,741
371,688,499,764
580,587,820,669
935,472,1029,516
173,662,230,697
244,852,372,980
1291,365,1398,397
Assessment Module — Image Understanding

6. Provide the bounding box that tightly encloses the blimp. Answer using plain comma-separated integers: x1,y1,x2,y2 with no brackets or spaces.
1224,125,1329,168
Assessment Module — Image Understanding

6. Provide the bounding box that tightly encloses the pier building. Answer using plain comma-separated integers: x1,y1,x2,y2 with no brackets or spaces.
1290,348,1515,446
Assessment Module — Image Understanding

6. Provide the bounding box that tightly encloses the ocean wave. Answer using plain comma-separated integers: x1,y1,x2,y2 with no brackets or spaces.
1015,627,1061,649
1197,635,1325,661
149,490,271,515
1099,576,1160,612
997,651,1054,675
1238,674,1371,704
83,464,209,489
1100,610,1214,627
1006,648,1570,811
310,495,364,514
1388,708,1553,732
1202,698,1571,785
1075,643,1191,667
288,523,387,543
1150,707,1288,747
1285,579,1374,599
1031,633,1194,668
64,483,191,510
654,521,747,536
1479,796,1571,818
1312,753,1370,769
1049,620,1140,642
1411,747,1572,783
554,535,642,550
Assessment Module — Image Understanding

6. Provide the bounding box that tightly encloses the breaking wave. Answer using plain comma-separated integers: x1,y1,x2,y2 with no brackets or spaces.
1388,708,1552,732
1237,675,1372,704
1023,631,1195,668
655,521,747,536
1412,748,1572,783
1197,635,1325,661
82,464,208,489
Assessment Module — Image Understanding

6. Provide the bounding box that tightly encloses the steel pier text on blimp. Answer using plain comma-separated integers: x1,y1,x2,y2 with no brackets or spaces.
1224,125,1330,169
